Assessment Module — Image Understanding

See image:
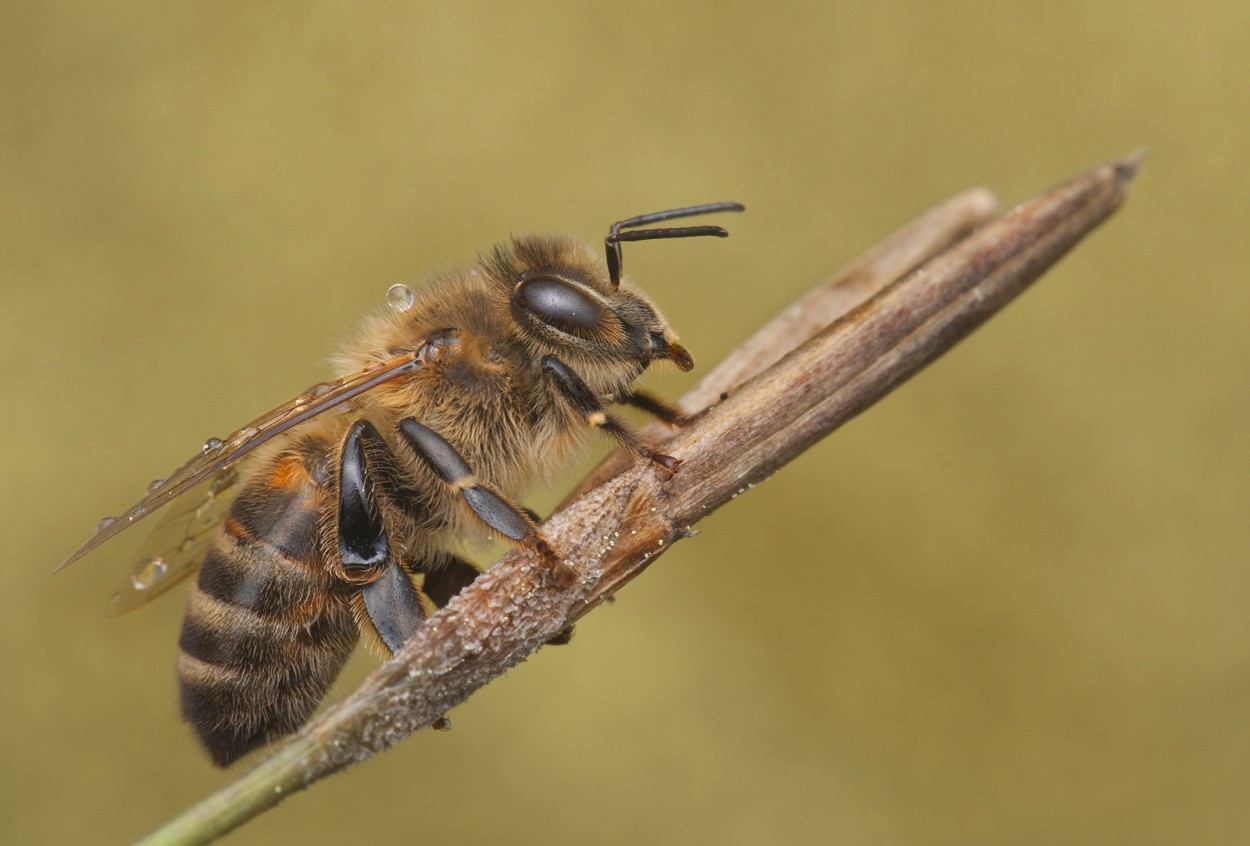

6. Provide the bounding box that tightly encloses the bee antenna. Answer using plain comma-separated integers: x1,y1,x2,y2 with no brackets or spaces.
604,201,745,287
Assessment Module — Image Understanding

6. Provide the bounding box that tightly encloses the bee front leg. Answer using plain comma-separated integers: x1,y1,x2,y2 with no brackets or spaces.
614,389,692,427
397,419,578,588
339,420,428,654
541,355,681,471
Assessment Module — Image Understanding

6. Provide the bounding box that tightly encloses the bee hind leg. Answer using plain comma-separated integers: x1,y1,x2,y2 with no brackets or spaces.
339,420,428,654
397,418,578,589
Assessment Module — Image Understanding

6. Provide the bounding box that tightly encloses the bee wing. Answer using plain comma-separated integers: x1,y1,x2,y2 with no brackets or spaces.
106,469,242,616
58,350,426,572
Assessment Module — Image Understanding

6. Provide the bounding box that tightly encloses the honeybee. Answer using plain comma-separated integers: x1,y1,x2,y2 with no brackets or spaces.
59,202,744,766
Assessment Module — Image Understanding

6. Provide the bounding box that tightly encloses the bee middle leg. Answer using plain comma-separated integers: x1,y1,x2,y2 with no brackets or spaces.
397,418,578,588
338,420,429,654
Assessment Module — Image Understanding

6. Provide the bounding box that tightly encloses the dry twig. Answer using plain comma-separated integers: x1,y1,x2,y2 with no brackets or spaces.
136,152,1142,846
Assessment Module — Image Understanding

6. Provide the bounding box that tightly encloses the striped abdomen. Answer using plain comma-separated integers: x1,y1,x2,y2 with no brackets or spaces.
178,453,357,766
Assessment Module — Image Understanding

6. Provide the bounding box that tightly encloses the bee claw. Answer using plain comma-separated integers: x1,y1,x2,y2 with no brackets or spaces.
527,534,578,589
549,560,579,590
650,452,681,477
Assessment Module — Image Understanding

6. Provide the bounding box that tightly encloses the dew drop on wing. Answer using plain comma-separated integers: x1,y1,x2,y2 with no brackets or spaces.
96,516,117,533
131,557,168,591
202,437,223,454
209,467,238,495
193,499,220,530
146,478,165,494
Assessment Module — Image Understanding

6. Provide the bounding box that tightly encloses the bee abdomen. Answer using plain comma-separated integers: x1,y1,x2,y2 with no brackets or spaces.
178,466,357,767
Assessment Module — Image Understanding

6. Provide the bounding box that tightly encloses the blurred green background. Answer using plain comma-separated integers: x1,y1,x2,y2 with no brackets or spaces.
3,2,1247,844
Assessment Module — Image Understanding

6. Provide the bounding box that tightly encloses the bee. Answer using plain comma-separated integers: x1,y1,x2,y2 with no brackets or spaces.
59,202,744,766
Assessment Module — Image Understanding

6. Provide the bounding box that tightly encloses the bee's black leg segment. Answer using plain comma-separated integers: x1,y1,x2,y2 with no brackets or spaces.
616,390,691,426
397,419,577,587
338,420,392,573
421,553,482,608
360,561,427,654
542,355,680,471
397,418,530,540
338,420,429,654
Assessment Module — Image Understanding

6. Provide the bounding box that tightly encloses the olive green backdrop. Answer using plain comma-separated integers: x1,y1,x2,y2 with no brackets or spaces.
3,3,1246,844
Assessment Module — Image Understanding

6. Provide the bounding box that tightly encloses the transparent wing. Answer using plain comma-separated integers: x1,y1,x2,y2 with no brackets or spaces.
107,468,242,616
58,350,425,572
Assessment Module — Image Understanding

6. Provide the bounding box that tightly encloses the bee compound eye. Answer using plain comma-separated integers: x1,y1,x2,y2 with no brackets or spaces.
514,276,606,332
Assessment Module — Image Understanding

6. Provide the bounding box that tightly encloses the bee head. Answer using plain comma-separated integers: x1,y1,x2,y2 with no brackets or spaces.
500,247,695,372
487,204,741,388
492,237,693,379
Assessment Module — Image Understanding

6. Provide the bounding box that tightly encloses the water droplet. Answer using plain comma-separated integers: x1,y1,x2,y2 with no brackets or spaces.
432,716,452,731
96,516,116,532
467,267,480,278
131,557,168,591
386,283,415,312
178,538,196,553
202,437,224,454
235,426,259,443
209,467,238,495
194,500,221,528
146,478,165,494
307,382,334,398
